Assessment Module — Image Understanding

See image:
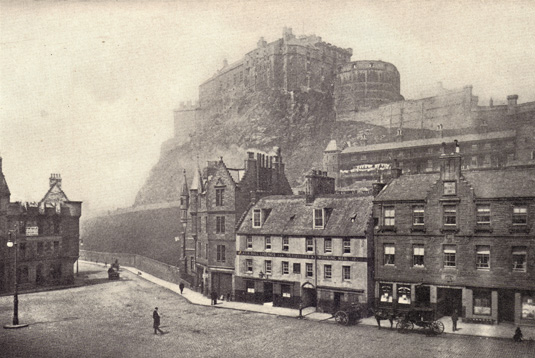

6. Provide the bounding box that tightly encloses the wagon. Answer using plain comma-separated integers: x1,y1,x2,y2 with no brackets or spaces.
334,302,366,326
396,307,444,335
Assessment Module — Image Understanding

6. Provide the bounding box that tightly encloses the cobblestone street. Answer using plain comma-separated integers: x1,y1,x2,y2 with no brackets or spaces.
1,262,533,358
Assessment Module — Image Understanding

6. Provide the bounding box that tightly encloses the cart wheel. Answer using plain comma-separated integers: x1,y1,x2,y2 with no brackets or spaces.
334,311,349,326
431,321,444,334
396,320,413,333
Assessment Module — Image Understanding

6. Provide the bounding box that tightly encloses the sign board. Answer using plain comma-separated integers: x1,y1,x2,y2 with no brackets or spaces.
26,226,39,236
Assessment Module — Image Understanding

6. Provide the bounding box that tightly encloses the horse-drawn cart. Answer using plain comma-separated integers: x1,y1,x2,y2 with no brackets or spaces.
334,302,367,326
396,307,444,335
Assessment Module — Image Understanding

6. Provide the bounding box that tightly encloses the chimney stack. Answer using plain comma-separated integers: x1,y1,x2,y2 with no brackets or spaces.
49,173,62,188
507,94,518,115
440,140,463,181
305,169,335,203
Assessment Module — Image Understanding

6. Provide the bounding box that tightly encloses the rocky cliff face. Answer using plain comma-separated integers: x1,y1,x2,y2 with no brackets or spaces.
134,88,429,206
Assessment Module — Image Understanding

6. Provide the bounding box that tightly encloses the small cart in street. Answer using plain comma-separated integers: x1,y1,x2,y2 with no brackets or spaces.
334,302,367,326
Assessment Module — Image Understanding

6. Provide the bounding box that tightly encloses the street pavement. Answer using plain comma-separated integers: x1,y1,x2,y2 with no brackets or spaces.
0,261,533,358
121,262,535,341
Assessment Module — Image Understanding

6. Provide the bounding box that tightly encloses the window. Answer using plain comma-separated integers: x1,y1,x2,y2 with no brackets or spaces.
281,284,291,298
324,265,332,279
380,284,393,303
384,207,395,226
306,263,313,277
343,239,351,254
384,244,395,265
216,216,225,233
398,285,411,305
476,204,491,225
444,245,456,267
513,205,528,225
246,280,255,293
252,209,262,228
512,247,527,272
413,206,425,226
306,237,314,252
324,238,332,253
282,236,289,251
293,263,301,274
342,266,351,280
443,205,457,226
265,260,272,274
443,181,456,195
246,259,253,273
476,245,490,270
216,245,226,262
314,209,324,229
473,290,491,315
215,188,224,206
413,244,424,267
246,236,253,249
264,236,272,250
282,261,289,274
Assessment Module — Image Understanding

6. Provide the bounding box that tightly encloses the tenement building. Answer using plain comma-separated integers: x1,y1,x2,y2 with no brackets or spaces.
0,162,82,293
373,142,535,326
181,148,293,298
234,170,374,314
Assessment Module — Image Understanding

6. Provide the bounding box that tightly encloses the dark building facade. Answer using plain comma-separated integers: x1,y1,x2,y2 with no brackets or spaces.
373,144,535,326
180,148,293,298
0,163,82,293
234,170,375,314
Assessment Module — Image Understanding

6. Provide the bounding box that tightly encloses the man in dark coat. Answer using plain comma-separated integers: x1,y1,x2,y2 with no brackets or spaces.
153,307,164,334
451,309,459,332
211,291,218,305
179,282,185,295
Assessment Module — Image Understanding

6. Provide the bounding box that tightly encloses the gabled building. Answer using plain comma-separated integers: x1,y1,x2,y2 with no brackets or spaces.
373,141,535,326
1,165,82,293
235,170,375,313
181,148,293,298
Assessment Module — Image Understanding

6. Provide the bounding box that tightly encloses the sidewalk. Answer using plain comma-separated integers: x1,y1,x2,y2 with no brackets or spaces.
112,262,535,341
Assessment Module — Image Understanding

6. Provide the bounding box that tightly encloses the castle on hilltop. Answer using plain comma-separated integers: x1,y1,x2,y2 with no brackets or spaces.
172,27,403,144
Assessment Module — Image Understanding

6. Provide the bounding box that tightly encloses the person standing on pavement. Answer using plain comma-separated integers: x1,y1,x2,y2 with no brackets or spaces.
153,307,164,335
451,309,459,332
179,282,185,295
211,291,218,305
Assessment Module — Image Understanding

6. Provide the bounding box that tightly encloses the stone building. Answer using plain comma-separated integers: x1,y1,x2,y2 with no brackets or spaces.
234,170,375,314
373,142,535,326
0,164,82,293
181,148,293,298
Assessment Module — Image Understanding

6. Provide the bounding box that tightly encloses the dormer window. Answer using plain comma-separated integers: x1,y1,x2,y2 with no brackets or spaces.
252,209,262,228
313,208,324,229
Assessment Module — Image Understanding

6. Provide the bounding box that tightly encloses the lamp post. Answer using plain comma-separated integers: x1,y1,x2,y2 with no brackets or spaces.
4,226,28,329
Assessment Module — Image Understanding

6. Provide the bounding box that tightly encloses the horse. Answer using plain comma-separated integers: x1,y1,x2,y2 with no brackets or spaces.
373,309,397,329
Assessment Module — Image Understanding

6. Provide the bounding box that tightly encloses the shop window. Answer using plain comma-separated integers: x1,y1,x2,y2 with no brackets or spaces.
282,236,289,251
324,265,332,279
512,205,528,225
281,284,291,298
252,209,262,228
443,205,457,226
324,238,332,253
291,263,301,274
473,290,491,315
413,206,425,226
413,244,424,267
522,293,535,320
343,239,351,254
384,244,395,265
282,261,289,274
476,245,490,270
512,247,527,272
384,206,395,226
476,204,491,225
380,284,393,303
246,280,255,293
246,236,253,249
216,216,225,233
306,237,314,252
443,245,456,268
306,263,313,277
398,285,411,305
246,259,253,273
342,266,351,280
265,236,272,250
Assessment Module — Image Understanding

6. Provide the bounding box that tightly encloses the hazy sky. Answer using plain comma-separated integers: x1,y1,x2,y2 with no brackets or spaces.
1,0,534,218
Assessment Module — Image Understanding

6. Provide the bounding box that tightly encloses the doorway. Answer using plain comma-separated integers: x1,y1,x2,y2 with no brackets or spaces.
263,282,273,303
498,289,515,322
302,287,317,308
437,287,462,317
333,292,342,313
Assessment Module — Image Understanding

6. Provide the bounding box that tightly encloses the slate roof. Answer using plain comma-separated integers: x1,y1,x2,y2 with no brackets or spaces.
375,174,440,202
464,168,535,198
237,194,373,237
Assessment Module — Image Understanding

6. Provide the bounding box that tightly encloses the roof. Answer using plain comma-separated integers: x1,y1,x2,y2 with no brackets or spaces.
324,139,339,152
190,167,203,191
464,169,535,198
237,194,373,237
0,173,10,196
375,174,440,202
40,182,69,204
342,130,516,154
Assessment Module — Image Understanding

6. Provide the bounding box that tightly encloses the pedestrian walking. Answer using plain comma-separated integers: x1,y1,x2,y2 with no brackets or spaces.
211,291,218,305
513,327,523,342
179,282,184,295
451,309,458,332
153,307,164,335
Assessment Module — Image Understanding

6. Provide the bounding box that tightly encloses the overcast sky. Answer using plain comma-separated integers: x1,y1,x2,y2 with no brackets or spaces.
1,0,534,218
